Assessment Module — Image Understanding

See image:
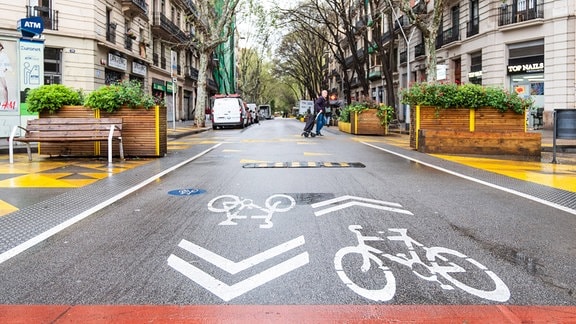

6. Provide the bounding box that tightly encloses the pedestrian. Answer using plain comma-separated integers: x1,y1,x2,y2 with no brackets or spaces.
314,89,328,136
0,42,12,104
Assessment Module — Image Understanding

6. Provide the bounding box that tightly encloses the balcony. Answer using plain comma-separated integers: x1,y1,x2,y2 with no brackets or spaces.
436,26,459,49
125,37,133,51
414,43,425,57
498,2,543,26
368,66,382,80
26,5,58,30
122,0,148,20
106,23,117,44
185,65,199,80
400,50,407,64
152,12,189,43
467,17,479,37
381,30,393,44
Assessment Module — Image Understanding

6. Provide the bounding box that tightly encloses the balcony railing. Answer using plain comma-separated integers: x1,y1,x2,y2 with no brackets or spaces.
414,43,425,57
185,65,199,80
152,12,189,42
26,5,58,30
125,37,133,51
467,17,479,37
121,0,148,19
161,57,167,69
153,53,159,66
436,25,459,48
368,66,382,80
498,2,543,26
106,23,117,43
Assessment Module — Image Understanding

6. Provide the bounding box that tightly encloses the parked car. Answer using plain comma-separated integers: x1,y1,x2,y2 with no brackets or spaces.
211,94,246,129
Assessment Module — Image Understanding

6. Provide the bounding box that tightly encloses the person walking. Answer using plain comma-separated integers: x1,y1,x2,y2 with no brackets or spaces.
314,89,328,136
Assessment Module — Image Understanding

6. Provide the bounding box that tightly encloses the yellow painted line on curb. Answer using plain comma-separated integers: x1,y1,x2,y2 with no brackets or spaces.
433,154,576,193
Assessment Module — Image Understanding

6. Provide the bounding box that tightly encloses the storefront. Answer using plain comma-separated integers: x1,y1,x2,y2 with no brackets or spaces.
130,60,146,85
507,40,544,128
105,52,126,85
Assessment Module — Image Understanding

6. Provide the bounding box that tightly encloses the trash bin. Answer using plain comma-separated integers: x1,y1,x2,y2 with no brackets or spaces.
552,109,576,163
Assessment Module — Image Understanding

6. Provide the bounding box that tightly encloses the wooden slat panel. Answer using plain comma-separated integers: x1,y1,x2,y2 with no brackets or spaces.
418,130,541,159
419,107,470,130
475,108,525,132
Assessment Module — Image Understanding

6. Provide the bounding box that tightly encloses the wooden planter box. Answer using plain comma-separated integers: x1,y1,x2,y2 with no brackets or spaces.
349,109,387,135
39,105,167,158
411,105,540,159
338,121,351,133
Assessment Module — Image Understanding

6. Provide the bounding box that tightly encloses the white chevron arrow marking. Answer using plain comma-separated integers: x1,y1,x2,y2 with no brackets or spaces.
311,195,414,216
167,236,309,301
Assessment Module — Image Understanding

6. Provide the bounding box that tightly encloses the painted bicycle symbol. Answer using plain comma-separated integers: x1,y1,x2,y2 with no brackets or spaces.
207,194,296,228
334,225,511,302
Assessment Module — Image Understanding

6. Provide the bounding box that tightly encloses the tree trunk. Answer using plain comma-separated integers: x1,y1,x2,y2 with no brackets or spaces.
195,52,209,128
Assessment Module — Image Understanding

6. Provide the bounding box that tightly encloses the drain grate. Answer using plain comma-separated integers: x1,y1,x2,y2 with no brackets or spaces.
242,162,366,168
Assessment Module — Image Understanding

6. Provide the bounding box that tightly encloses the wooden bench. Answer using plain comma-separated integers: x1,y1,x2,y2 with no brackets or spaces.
9,118,124,164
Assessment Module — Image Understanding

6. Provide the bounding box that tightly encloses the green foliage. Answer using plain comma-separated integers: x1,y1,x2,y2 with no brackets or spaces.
400,82,532,114
339,100,395,126
25,84,84,114
84,80,156,113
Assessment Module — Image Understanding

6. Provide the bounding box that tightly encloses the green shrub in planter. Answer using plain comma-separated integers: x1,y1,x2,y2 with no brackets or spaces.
25,84,84,114
400,82,532,114
84,80,156,113
339,100,394,125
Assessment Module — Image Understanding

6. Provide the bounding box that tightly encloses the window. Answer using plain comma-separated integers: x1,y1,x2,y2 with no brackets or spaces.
44,47,61,85
29,0,56,30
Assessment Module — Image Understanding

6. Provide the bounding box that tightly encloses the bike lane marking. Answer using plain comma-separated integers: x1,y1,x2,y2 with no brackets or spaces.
1,305,575,322
0,144,223,265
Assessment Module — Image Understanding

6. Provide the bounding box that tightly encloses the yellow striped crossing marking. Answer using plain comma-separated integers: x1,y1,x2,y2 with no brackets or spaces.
242,162,365,169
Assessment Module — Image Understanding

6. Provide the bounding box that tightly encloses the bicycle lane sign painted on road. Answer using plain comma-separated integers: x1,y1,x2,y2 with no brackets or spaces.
311,195,510,303
166,194,510,303
167,194,306,302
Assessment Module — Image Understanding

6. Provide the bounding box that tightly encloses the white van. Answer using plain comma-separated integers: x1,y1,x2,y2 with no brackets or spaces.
258,104,273,119
211,95,246,129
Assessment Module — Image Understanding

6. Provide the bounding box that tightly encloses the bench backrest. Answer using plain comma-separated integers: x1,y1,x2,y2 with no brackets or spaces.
25,118,123,139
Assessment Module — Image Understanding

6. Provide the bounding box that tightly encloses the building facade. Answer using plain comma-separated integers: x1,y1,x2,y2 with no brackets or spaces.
324,0,576,128
0,0,225,136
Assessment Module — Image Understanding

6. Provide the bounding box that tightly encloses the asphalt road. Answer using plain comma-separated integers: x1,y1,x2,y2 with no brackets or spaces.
0,119,574,320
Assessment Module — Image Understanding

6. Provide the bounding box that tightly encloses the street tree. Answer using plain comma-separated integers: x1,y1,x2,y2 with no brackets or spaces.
273,27,326,101
280,0,397,105
186,0,241,127
397,0,444,82
236,1,274,104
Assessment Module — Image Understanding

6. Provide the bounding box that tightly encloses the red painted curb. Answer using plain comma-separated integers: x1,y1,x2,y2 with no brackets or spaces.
1,305,575,323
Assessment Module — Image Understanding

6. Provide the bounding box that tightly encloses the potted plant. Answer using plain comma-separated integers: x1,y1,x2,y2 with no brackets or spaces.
85,80,166,157
30,81,166,157
25,84,84,114
399,82,540,158
338,100,394,135
84,79,155,112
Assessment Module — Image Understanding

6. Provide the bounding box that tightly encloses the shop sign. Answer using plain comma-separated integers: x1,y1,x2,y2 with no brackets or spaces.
17,17,44,37
152,83,165,91
468,71,482,78
108,53,127,71
507,55,544,74
132,61,147,76
166,81,173,94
